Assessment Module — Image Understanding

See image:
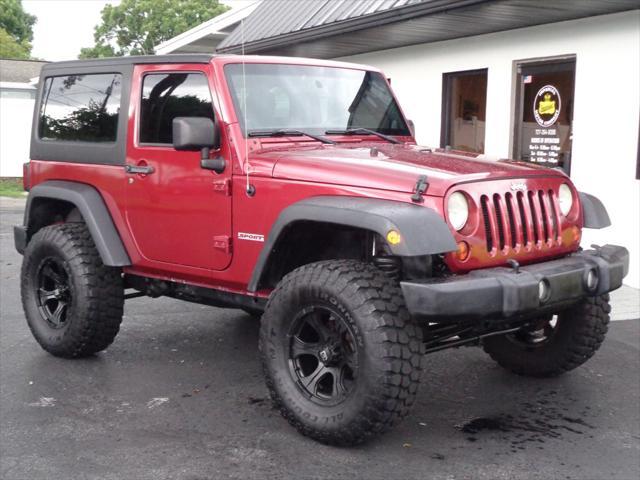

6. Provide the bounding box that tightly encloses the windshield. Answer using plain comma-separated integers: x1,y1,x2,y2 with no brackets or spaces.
225,63,410,137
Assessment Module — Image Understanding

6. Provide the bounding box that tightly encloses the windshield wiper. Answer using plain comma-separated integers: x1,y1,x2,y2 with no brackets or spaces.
247,129,335,144
324,128,401,144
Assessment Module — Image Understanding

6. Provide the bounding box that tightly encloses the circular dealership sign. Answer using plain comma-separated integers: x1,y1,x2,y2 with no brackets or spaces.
533,84,561,127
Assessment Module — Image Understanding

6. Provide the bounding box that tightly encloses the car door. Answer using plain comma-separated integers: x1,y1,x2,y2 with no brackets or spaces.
124,63,232,271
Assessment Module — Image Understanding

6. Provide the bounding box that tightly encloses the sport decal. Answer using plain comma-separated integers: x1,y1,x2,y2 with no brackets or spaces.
238,232,264,242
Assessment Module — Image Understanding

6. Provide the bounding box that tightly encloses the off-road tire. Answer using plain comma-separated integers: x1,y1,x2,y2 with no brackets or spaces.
21,223,124,358
259,260,424,445
483,295,611,377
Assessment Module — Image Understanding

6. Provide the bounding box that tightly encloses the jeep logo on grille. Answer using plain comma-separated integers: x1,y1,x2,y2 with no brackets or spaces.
510,182,527,192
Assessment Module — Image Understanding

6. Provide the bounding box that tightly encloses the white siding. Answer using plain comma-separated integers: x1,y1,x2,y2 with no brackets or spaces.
0,84,35,177
340,11,640,288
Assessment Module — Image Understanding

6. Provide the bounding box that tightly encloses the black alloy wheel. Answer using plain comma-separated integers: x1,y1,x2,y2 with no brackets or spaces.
260,260,425,445
288,305,358,406
36,257,72,329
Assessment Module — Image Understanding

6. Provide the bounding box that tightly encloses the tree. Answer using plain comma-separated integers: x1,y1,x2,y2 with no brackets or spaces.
79,0,229,59
0,0,36,59
0,27,30,59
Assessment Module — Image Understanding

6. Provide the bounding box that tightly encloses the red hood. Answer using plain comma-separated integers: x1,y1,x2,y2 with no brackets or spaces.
253,143,565,196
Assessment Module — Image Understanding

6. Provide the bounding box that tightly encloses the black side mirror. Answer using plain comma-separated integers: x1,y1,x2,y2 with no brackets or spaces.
172,117,225,174
172,117,220,151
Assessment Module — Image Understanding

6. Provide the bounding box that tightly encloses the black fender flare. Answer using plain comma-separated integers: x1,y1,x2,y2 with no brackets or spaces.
248,196,457,291
579,192,611,229
23,180,131,266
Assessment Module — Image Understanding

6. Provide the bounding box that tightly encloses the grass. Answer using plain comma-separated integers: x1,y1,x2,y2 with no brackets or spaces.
0,177,26,198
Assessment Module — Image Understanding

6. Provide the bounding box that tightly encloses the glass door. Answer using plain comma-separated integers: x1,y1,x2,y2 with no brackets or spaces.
514,58,576,174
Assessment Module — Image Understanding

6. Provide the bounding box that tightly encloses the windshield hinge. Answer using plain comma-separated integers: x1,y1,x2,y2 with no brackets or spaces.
213,179,231,196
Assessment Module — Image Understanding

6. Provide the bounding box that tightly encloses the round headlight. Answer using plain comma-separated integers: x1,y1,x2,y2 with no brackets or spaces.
447,192,469,231
558,183,573,216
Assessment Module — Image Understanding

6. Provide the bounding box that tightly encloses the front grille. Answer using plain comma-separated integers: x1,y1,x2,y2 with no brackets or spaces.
480,196,493,252
481,189,561,254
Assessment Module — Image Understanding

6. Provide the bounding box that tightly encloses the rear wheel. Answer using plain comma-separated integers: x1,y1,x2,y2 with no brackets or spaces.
483,295,611,377
259,260,424,445
21,223,124,358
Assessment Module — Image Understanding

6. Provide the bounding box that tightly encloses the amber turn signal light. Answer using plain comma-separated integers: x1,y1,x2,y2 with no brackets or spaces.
386,230,402,245
455,241,470,261
571,226,581,244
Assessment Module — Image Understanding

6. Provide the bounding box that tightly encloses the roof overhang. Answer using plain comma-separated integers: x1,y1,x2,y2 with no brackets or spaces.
155,1,260,55
216,0,640,58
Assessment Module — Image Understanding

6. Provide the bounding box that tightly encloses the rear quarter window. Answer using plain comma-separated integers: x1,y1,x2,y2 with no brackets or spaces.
39,73,122,142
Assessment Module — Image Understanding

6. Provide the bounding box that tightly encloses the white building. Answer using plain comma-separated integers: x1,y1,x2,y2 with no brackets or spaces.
336,11,640,289
0,59,45,177
159,0,640,288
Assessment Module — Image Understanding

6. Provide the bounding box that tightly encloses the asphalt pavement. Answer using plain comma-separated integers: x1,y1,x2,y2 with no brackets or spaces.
1,197,639,480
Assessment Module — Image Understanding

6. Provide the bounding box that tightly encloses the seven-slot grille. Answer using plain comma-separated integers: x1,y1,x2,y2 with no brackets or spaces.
479,189,561,254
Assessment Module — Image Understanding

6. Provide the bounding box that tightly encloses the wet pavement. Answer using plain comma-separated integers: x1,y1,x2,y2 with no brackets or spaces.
1,197,639,480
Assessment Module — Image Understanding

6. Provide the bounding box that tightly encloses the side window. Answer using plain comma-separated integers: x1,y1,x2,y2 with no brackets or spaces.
140,72,213,144
39,73,122,142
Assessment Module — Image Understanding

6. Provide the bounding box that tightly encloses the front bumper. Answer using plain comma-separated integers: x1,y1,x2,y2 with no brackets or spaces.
401,245,629,320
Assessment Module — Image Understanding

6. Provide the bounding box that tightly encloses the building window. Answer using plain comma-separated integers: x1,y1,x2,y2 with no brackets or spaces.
39,73,122,142
441,69,487,153
513,57,576,174
139,72,213,144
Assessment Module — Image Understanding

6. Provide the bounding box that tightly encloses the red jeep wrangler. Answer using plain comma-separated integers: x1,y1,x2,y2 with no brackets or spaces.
15,55,629,445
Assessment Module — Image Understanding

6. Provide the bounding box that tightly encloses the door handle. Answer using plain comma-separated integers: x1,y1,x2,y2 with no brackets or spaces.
125,164,155,175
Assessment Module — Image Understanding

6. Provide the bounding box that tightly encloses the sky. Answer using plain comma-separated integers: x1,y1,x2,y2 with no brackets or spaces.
23,0,120,61
22,0,249,62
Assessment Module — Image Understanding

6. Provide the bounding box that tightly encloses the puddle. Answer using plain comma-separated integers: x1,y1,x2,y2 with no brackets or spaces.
456,391,596,452
461,417,510,434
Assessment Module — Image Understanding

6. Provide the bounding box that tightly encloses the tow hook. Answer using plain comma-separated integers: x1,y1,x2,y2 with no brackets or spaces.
507,259,520,274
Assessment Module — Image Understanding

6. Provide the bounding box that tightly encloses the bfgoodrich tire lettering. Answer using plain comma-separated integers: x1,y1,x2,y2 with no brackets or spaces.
259,260,424,445
483,295,611,377
21,223,124,358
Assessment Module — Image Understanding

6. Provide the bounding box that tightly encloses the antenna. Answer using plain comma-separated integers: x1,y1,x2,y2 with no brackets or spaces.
241,19,254,197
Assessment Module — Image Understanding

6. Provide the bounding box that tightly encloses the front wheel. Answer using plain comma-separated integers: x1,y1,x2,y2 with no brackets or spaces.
483,295,611,377
259,260,424,445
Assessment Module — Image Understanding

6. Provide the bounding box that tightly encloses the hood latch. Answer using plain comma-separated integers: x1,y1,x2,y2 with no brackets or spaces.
411,175,429,203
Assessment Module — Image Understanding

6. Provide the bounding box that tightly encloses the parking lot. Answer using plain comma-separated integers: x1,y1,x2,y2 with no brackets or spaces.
1,196,639,480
